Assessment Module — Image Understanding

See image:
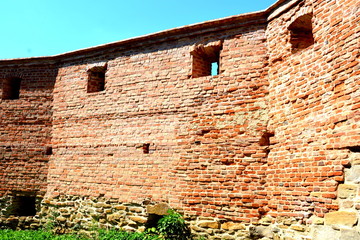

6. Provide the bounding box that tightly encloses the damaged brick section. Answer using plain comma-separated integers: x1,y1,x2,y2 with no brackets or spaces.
0,0,359,239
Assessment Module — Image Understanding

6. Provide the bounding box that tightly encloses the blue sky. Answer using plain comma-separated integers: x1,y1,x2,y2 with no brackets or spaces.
1,0,277,59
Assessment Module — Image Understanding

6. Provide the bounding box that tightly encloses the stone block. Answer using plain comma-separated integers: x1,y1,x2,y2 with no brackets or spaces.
324,211,358,227
94,202,111,208
346,165,360,183
107,212,122,223
290,224,305,232
220,234,236,240
249,226,273,239
128,207,143,213
114,205,127,210
259,216,273,226
146,203,170,215
312,225,341,240
198,220,220,229
56,216,67,222
122,225,136,232
340,228,360,240
340,200,354,209
221,222,246,230
30,223,40,229
338,184,357,199
308,216,324,225
129,216,147,224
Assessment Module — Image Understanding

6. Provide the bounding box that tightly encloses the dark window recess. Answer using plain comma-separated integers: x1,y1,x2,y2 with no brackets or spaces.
259,132,275,158
348,146,360,153
192,44,222,78
143,143,150,154
2,77,21,100
288,13,314,52
8,195,36,216
146,214,163,228
87,66,107,93
45,146,53,155
259,132,275,146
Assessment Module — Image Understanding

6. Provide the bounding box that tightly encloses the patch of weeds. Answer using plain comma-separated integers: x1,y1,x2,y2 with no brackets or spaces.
0,229,86,240
156,209,191,240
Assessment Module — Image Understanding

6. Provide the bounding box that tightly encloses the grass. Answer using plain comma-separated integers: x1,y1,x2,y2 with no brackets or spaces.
0,229,162,240
0,229,85,240
0,210,206,239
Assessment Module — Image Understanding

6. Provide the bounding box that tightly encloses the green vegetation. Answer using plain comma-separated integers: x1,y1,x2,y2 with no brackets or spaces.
0,209,205,239
98,229,161,240
0,229,163,240
0,229,84,240
155,209,191,240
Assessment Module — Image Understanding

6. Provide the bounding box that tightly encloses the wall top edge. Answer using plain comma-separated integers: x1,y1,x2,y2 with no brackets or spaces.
0,0,292,65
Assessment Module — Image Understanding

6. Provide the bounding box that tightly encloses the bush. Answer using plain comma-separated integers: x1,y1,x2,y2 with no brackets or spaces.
156,209,191,240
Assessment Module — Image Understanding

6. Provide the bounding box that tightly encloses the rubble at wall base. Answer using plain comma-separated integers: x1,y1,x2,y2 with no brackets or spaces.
1,194,359,240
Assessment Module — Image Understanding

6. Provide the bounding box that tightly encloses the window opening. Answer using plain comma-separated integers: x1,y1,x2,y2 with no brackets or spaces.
87,66,107,93
348,146,360,153
2,77,21,100
45,146,53,155
288,13,314,52
146,214,163,228
259,131,275,158
191,43,222,78
8,195,36,216
211,62,219,76
259,132,275,146
143,143,150,154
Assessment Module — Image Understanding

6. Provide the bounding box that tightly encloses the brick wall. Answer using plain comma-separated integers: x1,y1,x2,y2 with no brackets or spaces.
46,19,269,222
0,0,359,239
265,0,359,219
0,62,57,196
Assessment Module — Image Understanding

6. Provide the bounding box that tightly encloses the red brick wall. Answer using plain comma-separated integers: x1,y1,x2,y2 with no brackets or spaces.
45,20,269,223
175,29,269,222
265,0,360,218
0,0,359,228
0,63,57,195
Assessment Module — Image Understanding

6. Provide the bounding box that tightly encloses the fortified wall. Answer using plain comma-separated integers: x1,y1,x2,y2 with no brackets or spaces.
0,0,359,239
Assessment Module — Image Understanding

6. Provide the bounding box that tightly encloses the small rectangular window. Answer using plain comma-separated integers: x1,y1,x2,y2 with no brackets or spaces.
45,146,53,155
7,194,36,216
143,143,150,154
2,77,21,100
191,43,222,78
87,66,107,93
288,13,314,52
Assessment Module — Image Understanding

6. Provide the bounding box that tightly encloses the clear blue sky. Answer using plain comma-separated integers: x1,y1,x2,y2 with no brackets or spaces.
1,0,277,59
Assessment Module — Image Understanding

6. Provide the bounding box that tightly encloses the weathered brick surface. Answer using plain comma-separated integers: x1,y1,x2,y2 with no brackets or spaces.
265,0,359,219
0,64,57,195
43,17,269,224
0,0,359,239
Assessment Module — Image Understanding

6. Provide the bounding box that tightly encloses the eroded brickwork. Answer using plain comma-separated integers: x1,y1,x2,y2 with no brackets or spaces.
0,0,359,239
0,63,57,195
266,0,359,217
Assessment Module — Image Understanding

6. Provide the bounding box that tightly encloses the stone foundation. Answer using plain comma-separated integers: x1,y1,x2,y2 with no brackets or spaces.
0,194,42,230
1,193,360,239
